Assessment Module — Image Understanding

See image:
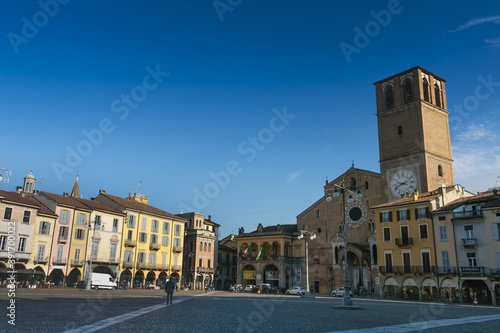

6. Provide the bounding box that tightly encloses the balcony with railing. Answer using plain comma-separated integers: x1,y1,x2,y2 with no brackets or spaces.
125,239,137,247
16,251,31,262
436,266,457,274
52,257,68,265
378,266,436,275
462,238,476,247
122,261,134,269
88,256,120,265
395,238,413,247
33,256,49,264
149,242,161,251
452,210,482,219
70,259,84,267
58,235,68,243
238,255,300,263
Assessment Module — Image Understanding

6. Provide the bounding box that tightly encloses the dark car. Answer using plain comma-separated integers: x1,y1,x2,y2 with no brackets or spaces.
255,283,271,293
271,286,286,294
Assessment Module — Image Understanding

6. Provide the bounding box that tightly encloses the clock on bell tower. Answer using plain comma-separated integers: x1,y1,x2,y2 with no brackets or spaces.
374,66,455,202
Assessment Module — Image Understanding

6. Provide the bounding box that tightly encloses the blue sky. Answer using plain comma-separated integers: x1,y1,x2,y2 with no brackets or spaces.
1,0,500,238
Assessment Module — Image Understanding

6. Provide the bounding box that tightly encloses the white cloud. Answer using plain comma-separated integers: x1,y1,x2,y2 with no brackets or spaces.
485,36,500,47
449,14,500,33
287,168,305,183
452,123,500,192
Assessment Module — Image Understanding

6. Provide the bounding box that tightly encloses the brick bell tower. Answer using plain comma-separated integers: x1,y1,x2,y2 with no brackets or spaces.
374,66,454,202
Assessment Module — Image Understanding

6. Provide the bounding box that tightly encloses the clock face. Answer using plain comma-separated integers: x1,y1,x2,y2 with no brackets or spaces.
345,201,367,228
391,170,417,196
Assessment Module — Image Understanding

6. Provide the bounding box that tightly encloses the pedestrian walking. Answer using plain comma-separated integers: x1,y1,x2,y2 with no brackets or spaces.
165,278,175,305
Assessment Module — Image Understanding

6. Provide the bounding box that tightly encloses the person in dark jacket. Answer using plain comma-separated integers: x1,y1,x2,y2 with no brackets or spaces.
165,278,176,305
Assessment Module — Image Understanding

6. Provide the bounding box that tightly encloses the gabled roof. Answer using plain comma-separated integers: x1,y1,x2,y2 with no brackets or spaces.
372,190,441,210
72,197,124,215
98,192,183,221
39,191,91,211
0,190,57,217
433,192,497,212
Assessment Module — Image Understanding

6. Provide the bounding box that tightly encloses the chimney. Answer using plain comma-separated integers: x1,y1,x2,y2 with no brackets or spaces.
16,186,22,194
441,184,447,206
63,192,69,197
413,189,419,201
99,190,106,194
208,215,211,221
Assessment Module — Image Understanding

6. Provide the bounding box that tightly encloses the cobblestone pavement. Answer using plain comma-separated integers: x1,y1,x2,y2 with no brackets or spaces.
2,288,499,332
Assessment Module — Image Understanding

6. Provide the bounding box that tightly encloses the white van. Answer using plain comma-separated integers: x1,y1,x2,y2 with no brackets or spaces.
90,273,117,290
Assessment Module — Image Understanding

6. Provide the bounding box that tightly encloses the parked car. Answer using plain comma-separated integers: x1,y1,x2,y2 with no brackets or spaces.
286,286,306,295
255,283,271,293
244,285,255,292
330,286,353,297
271,286,286,294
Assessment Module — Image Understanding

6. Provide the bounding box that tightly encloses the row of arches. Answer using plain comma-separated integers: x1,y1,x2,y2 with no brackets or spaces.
383,77,443,109
382,277,498,305
241,241,291,258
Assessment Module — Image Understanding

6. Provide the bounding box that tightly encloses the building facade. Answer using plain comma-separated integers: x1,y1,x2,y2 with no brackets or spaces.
179,212,218,290
374,66,454,202
235,223,305,290
433,192,500,305
297,167,382,294
216,234,237,290
373,185,472,300
95,191,186,288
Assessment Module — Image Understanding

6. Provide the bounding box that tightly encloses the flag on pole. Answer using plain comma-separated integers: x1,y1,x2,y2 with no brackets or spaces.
243,246,250,257
256,246,263,260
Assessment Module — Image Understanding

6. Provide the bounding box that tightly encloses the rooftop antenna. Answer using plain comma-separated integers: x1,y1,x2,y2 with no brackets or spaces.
0,168,12,190
38,177,44,191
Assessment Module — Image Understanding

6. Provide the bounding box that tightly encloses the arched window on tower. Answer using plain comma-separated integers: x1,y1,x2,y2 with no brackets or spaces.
438,165,443,177
384,85,394,109
435,83,442,108
422,77,430,102
397,126,403,136
403,78,413,103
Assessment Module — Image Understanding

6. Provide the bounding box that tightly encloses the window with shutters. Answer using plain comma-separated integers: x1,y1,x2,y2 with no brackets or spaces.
492,223,500,240
383,227,391,242
439,226,448,241
39,221,51,235
381,212,392,223
419,224,428,240
3,207,12,220
417,208,427,220
127,215,136,228
23,210,31,223
398,210,408,222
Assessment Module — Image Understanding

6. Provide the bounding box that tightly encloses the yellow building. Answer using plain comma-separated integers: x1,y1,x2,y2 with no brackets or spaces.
95,190,186,288
372,185,471,300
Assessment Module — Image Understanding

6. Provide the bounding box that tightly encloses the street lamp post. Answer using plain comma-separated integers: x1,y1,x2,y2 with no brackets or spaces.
85,216,100,290
326,184,363,306
298,227,317,295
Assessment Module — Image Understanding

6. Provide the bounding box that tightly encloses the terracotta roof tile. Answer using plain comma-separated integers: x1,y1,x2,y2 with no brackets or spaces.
99,193,183,221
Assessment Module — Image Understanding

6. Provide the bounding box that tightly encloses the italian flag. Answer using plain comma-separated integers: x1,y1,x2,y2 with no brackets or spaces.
243,247,250,257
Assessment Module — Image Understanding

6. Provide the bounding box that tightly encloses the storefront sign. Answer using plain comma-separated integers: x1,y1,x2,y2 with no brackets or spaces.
243,270,256,280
